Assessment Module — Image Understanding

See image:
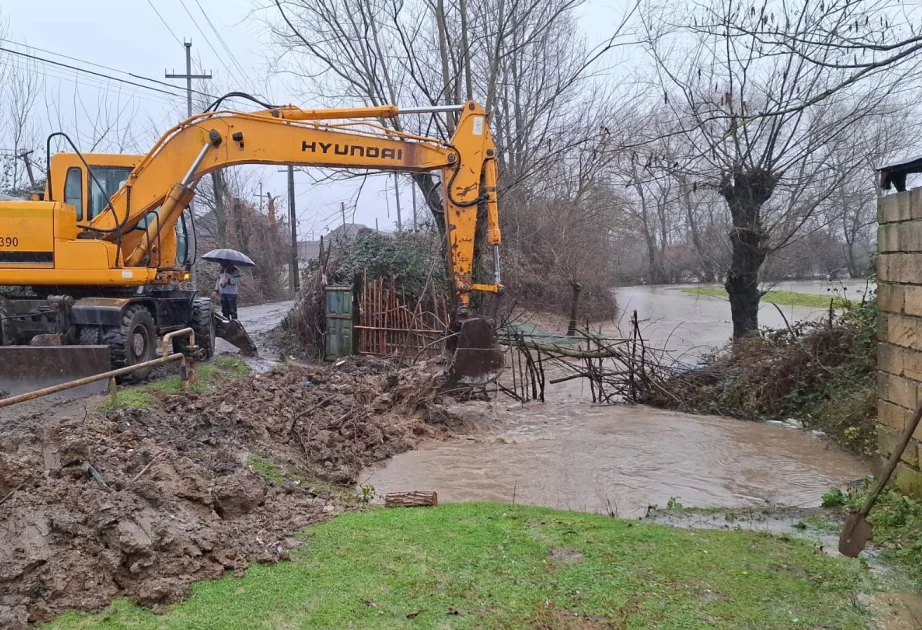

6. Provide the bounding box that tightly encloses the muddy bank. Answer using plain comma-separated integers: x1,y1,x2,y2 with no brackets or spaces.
0,358,472,628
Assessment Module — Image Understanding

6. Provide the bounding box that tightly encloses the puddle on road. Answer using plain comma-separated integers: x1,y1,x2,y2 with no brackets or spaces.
214,299,294,372
364,402,868,519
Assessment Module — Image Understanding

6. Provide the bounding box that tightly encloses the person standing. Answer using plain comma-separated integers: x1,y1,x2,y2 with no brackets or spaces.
212,262,242,319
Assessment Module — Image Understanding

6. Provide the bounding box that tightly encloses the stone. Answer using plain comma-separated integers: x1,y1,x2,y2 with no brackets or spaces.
879,372,919,409
904,286,922,317
878,399,910,431
883,314,922,352
900,221,922,252
878,343,904,377
879,194,903,224
911,188,922,220
878,426,919,467
879,224,899,253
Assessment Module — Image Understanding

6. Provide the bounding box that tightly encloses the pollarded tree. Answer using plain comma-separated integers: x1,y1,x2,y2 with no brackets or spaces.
640,0,901,337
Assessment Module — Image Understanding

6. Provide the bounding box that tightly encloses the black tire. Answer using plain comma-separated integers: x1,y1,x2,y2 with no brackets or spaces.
173,297,215,359
77,326,101,345
104,304,156,383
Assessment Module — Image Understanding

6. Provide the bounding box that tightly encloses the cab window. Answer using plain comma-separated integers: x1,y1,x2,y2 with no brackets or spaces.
176,210,190,265
88,167,133,219
64,167,84,219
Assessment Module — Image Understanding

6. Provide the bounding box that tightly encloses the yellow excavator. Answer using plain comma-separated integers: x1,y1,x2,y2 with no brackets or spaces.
0,97,504,392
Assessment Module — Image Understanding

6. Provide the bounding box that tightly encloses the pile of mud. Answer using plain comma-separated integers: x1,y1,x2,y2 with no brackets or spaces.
0,358,477,628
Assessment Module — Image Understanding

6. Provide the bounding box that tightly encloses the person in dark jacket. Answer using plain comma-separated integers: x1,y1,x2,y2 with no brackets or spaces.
212,263,242,319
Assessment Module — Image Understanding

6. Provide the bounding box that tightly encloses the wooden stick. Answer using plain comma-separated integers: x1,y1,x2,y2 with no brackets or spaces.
128,453,160,485
0,478,29,506
384,491,438,507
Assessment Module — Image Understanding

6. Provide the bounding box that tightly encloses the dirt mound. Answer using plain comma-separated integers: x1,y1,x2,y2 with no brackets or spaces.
0,357,470,628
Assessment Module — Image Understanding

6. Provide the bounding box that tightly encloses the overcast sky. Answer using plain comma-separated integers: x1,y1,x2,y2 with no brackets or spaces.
1,0,628,239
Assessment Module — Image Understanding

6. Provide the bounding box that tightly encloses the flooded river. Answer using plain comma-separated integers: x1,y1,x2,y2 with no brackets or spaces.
365,403,867,518
365,281,873,515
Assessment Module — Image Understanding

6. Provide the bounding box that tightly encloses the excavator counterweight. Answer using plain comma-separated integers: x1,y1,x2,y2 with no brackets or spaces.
0,98,504,392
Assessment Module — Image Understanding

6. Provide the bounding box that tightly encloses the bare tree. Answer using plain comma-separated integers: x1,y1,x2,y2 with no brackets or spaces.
0,44,42,194
640,0,900,337
712,0,922,118
264,0,632,212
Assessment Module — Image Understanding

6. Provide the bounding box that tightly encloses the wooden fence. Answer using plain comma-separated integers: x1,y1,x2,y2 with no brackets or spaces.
356,274,451,358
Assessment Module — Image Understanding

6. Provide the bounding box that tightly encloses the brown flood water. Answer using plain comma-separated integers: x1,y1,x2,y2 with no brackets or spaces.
364,402,868,518
365,283,871,516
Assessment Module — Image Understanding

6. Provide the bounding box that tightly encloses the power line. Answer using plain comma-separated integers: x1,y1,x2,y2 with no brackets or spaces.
0,46,184,100
146,0,184,47
191,0,254,85
175,0,238,78
0,38,220,101
1,51,180,109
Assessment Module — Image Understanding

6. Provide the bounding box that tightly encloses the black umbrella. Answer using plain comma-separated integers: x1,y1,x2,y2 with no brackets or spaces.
201,248,256,267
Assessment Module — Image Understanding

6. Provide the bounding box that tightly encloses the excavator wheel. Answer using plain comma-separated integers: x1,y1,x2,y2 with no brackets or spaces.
77,326,101,345
104,304,156,384
173,297,215,358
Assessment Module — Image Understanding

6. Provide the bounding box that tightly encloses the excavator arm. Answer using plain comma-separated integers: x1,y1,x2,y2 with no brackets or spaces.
76,101,503,311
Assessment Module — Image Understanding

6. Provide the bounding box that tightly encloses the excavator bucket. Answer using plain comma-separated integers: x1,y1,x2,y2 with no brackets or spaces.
213,313,258,356
447,317,505,387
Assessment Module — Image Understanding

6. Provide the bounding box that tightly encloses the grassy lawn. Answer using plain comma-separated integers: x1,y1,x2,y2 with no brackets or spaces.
45,503,871,629
677,286,849,309
101,356,249,411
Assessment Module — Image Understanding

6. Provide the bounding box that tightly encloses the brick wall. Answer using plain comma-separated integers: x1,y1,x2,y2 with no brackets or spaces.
877,189,922,496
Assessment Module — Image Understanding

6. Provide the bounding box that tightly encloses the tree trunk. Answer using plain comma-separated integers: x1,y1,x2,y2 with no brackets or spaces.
567,282,582,336
719,168,777,338
384,491,439,507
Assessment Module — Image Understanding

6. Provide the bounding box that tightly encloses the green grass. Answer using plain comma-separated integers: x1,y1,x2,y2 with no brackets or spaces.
245,455,284,485
677,286,849,309
101,357,250,411
838,484,922,587
44,503,871,629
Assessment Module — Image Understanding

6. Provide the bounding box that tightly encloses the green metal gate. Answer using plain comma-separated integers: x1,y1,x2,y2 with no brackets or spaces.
324,285,354,359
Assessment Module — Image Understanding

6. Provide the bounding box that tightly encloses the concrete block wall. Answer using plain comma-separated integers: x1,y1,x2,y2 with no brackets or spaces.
877,189,922,496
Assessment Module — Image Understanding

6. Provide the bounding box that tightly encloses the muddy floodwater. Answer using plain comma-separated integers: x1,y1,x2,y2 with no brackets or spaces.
365,282,872,516
617,280,874,362
364,403,868,517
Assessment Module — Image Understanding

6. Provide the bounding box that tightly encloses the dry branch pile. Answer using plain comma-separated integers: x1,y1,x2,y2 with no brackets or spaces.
640,299,878,454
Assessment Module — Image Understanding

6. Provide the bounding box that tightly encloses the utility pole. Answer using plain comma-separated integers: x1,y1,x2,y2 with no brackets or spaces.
287,166,299,293
411,184,418,231
254,182,264,213
166,41,212,288
341,201,347,232
393,173,402,232
165,41,212,125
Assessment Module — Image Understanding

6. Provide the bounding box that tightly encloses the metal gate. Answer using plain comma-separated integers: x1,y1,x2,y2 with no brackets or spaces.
324,285,354,359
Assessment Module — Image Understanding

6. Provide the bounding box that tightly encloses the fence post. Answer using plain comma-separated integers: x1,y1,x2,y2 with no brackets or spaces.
352,272,362,355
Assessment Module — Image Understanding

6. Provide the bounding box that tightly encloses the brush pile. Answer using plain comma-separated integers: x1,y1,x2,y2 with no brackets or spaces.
641,298,878,454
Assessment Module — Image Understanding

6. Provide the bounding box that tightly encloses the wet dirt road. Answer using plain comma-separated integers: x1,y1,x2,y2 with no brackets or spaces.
214,299,293,366
365,282,872,517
